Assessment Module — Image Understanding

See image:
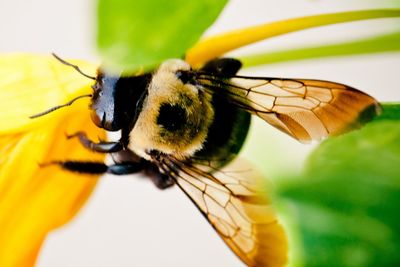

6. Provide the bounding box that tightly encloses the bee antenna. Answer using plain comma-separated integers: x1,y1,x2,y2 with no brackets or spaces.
52,53,96,80
29,94,92,119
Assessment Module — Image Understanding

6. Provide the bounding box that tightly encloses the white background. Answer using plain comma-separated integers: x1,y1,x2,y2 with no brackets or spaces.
0,0,399,266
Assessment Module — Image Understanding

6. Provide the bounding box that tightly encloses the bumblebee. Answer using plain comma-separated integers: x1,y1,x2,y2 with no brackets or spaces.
32,54,380,267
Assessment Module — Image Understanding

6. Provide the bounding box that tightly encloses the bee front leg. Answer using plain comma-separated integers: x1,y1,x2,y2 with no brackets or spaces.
49,160,144,175
67,131,123,153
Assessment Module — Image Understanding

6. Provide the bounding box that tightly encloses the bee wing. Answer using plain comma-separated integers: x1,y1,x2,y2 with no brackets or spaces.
157,155,288,267
196,74,381,142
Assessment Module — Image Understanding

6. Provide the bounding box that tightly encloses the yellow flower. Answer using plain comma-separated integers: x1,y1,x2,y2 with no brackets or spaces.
0,54,106,267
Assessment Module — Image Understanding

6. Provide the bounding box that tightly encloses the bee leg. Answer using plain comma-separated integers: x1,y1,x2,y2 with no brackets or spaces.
49,160,143,175
153,173,175,189
145,169,175,190
47,159,174,189
111,150,174,189
67,131,123,153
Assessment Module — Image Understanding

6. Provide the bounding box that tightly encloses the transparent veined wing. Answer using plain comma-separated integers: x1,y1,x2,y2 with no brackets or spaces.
153,154,288,267
194,73,381,142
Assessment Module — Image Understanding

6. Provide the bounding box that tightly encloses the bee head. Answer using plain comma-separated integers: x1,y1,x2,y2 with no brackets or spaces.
90,72,120,131
30,54,151,133
90,70,151,132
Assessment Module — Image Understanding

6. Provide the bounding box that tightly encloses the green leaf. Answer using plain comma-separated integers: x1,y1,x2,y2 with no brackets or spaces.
240,31,400,67
97,0,227,72
374,103,400,121
276,104,400,267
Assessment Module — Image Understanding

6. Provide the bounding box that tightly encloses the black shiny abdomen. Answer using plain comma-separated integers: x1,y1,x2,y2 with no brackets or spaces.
193,58,250,168
194,93,251,168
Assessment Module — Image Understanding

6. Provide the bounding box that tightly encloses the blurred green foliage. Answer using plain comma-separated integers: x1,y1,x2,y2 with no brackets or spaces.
97,0,227,72
277,104,400,267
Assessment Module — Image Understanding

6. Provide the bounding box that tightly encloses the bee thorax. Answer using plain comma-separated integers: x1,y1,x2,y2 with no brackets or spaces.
128,59,214,159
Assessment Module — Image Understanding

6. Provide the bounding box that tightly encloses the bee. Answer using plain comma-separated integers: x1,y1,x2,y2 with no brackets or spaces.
32,54,380,267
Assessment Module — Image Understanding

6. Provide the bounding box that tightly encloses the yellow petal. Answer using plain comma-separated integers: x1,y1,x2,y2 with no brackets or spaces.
0,53,97,134
186,9,400,67
0,54,106,267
